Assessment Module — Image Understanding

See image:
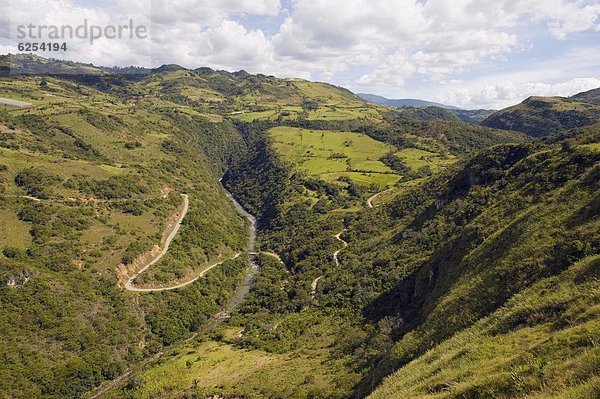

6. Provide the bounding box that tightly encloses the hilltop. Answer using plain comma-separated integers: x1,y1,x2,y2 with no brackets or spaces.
482,90,600,137
572,87,600,105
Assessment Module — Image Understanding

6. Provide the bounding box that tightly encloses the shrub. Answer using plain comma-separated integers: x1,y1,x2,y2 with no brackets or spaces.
14,167,61,199
124,141,142,150
3,246,23,259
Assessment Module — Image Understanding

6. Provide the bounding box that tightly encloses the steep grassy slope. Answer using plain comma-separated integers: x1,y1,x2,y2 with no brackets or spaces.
482,94,600,137
341,142,600,397
369,255,599,398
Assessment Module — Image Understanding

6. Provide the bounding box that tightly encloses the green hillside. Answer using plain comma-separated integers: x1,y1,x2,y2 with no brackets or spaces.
482,94,600,137
348,141,600,397
108,140,600,398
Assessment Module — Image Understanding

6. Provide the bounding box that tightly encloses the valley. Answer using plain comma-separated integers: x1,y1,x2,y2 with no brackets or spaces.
0,54,598,399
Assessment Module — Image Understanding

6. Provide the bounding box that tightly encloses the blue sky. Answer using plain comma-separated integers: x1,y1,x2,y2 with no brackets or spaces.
1,0,599,109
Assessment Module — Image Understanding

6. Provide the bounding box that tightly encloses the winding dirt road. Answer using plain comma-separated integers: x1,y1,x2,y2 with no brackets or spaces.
310,276,322,299
6,193,170,204
126,253,242,292
367,188,392,208
20,195,42,202
366,192,379,208
124,194,190,291
0,97,33,108
88,353,162,399
311,229,349,300
333,229,348,267
260,251,284,264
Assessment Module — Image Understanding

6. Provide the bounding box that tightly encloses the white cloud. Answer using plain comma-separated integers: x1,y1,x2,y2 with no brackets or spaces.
356,29,520,87
516,0,600,39
433,77,600,109
0,42,16,54
525,77,600,97
471,81,518,105
357,51,416,87
184,20,274,69
269,0,599,92
149,0,280,26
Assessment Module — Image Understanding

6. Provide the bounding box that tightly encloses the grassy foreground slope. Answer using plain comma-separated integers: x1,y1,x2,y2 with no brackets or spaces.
369,255,599,399
340,137,600,397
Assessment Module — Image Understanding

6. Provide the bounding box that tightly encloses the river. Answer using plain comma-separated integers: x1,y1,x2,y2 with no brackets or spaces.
207,184,259,325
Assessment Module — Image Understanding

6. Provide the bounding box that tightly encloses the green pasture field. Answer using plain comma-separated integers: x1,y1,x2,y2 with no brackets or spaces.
269,126,401,188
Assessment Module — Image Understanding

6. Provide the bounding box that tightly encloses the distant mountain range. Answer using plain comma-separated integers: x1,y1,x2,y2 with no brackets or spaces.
357,89,600,133
357,93,461,109
357,92,496,124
